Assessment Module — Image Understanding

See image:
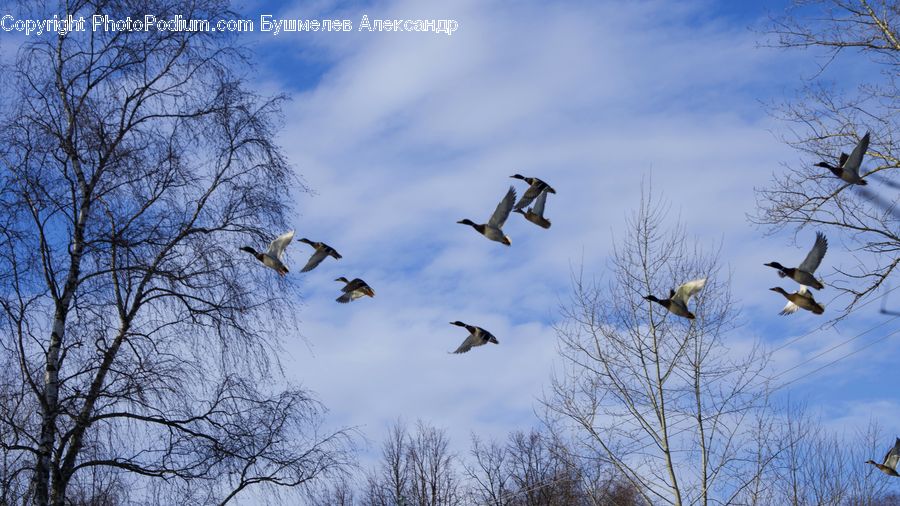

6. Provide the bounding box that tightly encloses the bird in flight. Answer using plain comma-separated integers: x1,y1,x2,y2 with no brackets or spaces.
240,230,295,276
458,186,517,246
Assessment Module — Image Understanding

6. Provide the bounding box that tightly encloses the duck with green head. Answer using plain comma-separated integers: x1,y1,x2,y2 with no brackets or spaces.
449,321,499,354
297,238,342,272
239,230,294,276
458,186,517,246
510,174,555,210
815,131,870,185
644,278,707,320
764,232,828,290
335,277,375,303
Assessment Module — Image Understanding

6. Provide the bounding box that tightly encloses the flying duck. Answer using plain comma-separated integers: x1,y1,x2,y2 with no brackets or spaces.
335,277,375,303
513,189,551,229
510,174,556,210
769,286,825,315
297,238,342,273
239,230,294,275
449,321,499,354
644,278,707,320
867,438,900,477
458,186,517,246
764,232,828,290
815,131,870,185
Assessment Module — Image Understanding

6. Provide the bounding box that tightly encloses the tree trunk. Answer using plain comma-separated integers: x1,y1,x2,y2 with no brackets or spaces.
32,197,90,506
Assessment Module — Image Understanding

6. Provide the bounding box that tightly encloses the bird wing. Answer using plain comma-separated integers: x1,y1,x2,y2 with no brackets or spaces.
342,278,368,293
266,230,295,260
532,190,548,217
843,131,870,176
452,332,479,354
838,152,849,167
514,183,542,210
884,438,900,470
488,186,517,228
798,232,828,274
779,299,800,316
673,278,707,305
300,249,329,272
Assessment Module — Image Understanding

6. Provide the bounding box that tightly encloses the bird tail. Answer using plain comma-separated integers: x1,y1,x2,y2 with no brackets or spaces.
858,179,868,186
336,293,351,303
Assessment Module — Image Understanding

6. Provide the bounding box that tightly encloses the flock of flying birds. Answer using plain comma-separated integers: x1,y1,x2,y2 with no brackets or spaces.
641,130,891,323
235,131,883,340
237,174,555,354
237,131,900,472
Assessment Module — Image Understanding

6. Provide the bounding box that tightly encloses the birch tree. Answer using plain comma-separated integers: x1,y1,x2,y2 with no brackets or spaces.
0,0,351,503
548,190,772,506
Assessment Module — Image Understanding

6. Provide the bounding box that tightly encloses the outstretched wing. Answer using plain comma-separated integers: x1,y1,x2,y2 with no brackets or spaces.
843,131,870,176
532,190,548,217
838,152,849,167
452,332,479,354
798,232,828,274
488,186,517,228
883,438,900,470
266,230,295,260
673,278,707,305
300,249,329,272
779,300,800,316
514,183,542,210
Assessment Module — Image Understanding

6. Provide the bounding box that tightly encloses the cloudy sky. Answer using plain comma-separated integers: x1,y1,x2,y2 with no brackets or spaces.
236,0,899,462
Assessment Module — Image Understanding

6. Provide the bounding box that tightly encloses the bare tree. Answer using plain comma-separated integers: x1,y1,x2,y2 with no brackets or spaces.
465,435,510,506
363,420,459,506
465,426,644,506
406,421,461,506
306,474,358,506
757,0,900,316
503,429,580,506
744,402,899,506
365,421,413,506
0,0,352,504
547,187,772,506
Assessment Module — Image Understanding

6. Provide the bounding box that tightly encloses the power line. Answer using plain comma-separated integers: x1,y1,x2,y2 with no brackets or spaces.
766,313,900,381
620,316,900,466
774,326,900,391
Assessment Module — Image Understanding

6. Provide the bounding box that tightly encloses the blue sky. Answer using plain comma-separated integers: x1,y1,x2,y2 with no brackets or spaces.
230,0,900,466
